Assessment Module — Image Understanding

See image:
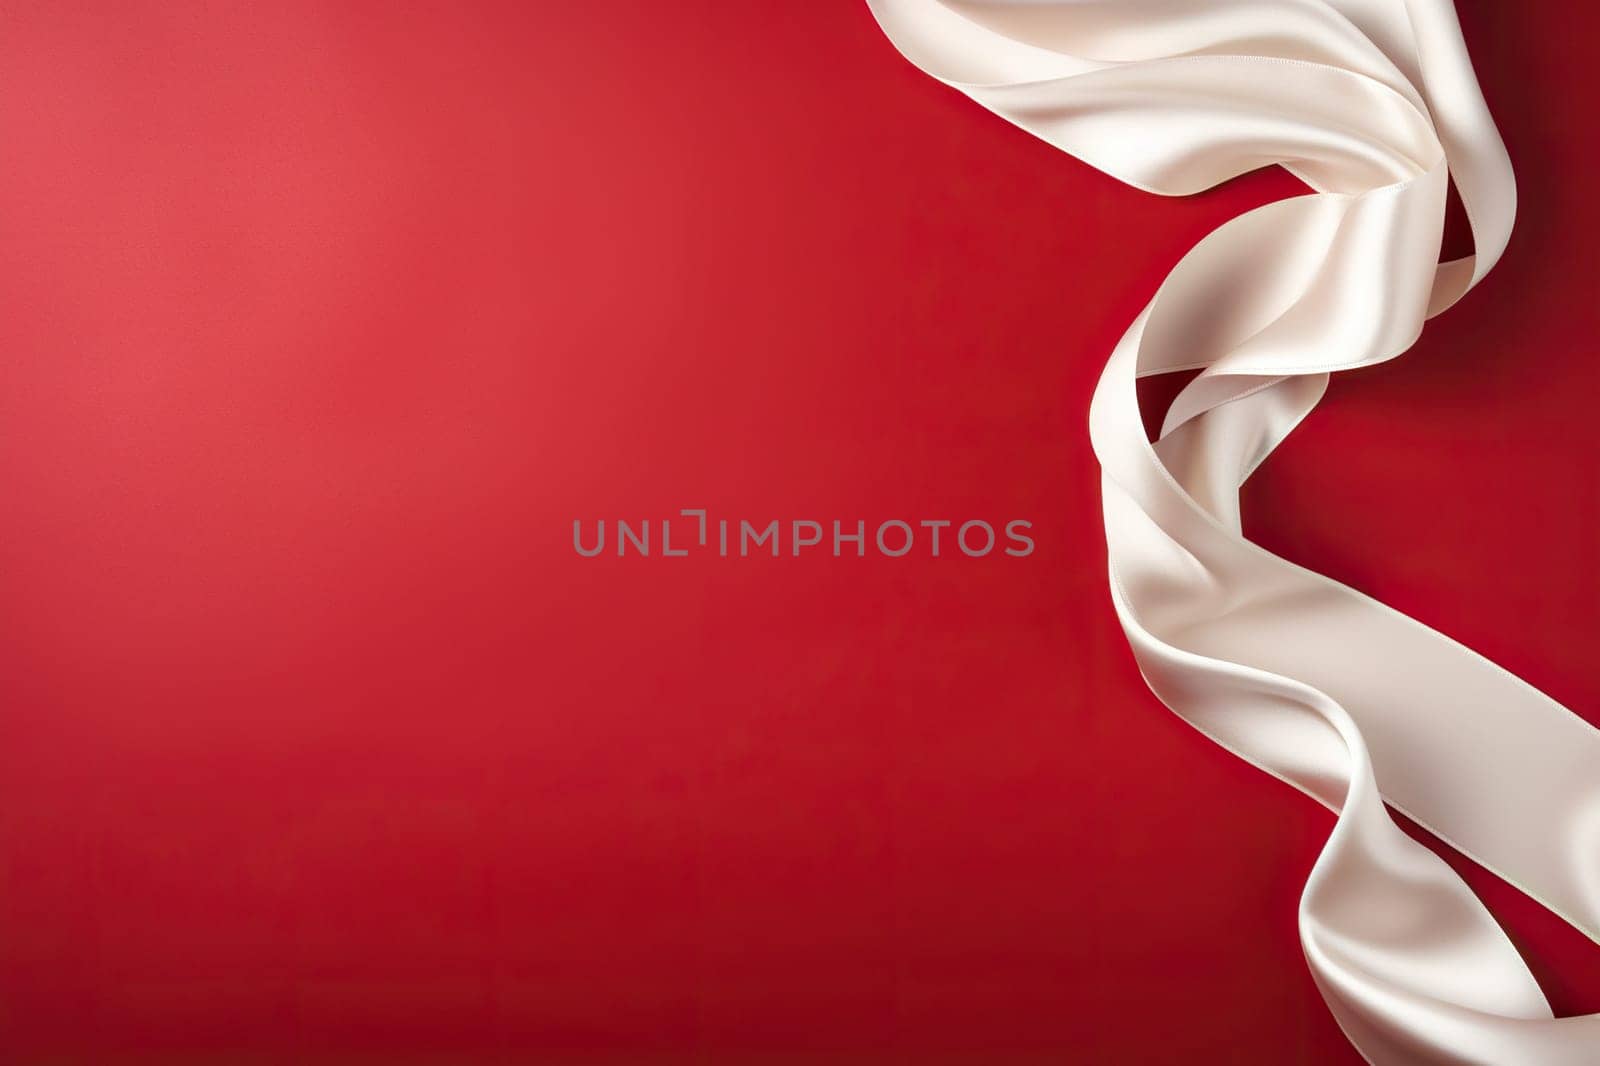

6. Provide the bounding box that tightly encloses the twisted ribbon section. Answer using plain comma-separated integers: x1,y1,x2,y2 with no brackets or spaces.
865,2,1600,1061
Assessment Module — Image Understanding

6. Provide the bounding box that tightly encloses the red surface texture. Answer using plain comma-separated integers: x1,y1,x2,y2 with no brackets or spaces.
1,2,1597,1063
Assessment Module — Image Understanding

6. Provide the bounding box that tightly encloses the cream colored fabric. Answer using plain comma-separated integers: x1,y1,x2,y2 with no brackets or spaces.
865,2,1600,1061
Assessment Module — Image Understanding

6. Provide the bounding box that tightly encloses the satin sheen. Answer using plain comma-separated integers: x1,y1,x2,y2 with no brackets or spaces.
864,2,1600,1062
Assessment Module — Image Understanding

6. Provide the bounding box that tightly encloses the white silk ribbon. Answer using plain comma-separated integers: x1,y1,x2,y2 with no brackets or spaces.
864,2,1600,1061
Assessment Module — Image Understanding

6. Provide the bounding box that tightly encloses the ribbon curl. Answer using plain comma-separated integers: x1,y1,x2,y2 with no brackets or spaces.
865,2,1600,1061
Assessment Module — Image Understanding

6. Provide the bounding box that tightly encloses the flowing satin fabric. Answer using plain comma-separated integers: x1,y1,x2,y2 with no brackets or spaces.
864,2,1600,1062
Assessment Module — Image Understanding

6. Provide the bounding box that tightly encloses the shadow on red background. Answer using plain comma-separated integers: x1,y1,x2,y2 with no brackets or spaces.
1,2,1595,1063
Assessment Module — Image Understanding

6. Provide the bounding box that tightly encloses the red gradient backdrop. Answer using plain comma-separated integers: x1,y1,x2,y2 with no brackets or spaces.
2,3,1597,1063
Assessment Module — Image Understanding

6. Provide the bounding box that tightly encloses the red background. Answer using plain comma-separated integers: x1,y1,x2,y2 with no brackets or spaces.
2,2,1597,1063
